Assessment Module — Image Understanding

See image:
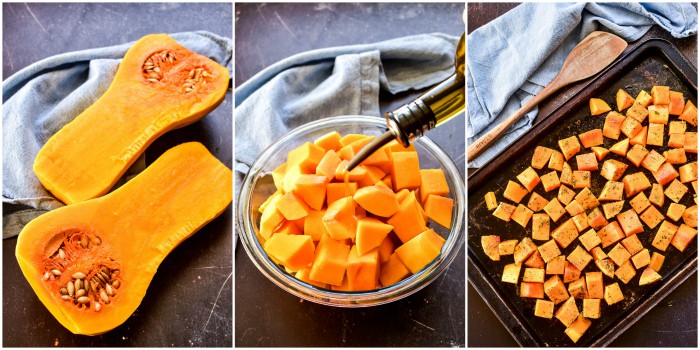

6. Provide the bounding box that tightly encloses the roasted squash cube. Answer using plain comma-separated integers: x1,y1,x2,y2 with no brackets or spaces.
669,91,685,115
540,171,561,192
650,183,665,207
558,185,576,205
671,224,698,252
626,144,650,167
514,237,538,265
563,261,582,284
679,100,698,126
544,198,567,222
532,146,556,169
567,245,593,271
617,209,644,236
492,202,516,222
511,204,534,228
589,98,611,115
614,260,636,284
527,192,550,212
631,248,651,269
649,252,665,272
579,129,604,148
583,298,601,319
652,220,679,251
647,123,664,147
567,277,588,299
591,146,609,161
538,239,562,263
602,200,625,220
545,275,570,305
546,255,566,275
597,221,625,248
639,267,662,286
535,299,555,319
598,181,624,201
626,102,649,122
596,258,616,278
579,229,602,251
665,149,688,166
664,179,688,203
572,212,590,232
610,138,630,156
551,219,579,249
635,90,653,107
574,187,599,210
484,191,498,210
560,162,574,186
498,239,518,256
641,150,666,173
668,133,686,148
621,234,643,255
571,171,591,189
502,263,522,284
565,200,585,217
616,89,635,111
564,314,592,344
523,268,546,283
600,159,628,181
555,296,579,327
587,207,609,230
640,205,664,229
648,104,669,124
532,213,551,241
651,85,670,105
679,162,698,183
682,205,697,228
629,192,650,214
548,151,565,171
622,172,651,197
520,282,545,299
516,166,541,192
585,272,604,299
608,243,632,266
524,250,546,269
604,283,624,305
576,153,598,171
621,117,643,138
603,111,626,139
558,136,581,161
667,203,687,221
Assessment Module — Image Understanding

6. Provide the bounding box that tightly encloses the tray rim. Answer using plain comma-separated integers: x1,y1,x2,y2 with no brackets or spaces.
467,38,698,347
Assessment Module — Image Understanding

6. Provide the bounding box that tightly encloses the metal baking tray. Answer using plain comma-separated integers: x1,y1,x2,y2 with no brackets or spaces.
467,39,698,347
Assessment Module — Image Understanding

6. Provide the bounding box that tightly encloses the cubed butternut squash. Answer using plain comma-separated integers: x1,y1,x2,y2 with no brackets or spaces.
498,240,518,256
616,89,635,111
626,102,649,122
535,299,555,319
541,171,561,192
538,239,562,263
609,138,630,156
395,229,445,274
602,200,625,220
604,283,624,305
600,159,628,181
652,220,679,251
552,219,579,249
493,202,517,222
647,123,664,146
558,136,581,161
532,146,556,169
419,169,449,203
679,100,698,126
516,167,541,192
603,111,626,139
597,221,625,248
579,129,604,148
669,91,685,115
589,98,611,115
544,275,570,305
670,224,698,252
532,213,551,241
520,282,545,298
527,192,550,212
555,296,579,327
639,267,662,286
640,205,664,229
576,153,598,171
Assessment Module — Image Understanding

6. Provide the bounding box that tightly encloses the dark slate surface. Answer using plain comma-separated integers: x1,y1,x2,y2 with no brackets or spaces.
234,3,465,347
467,3,698,347
2,3,232,346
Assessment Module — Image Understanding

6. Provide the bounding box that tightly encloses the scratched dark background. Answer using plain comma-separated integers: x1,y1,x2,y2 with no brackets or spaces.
2,3,232,346
467,3,698,347
234,3,466,347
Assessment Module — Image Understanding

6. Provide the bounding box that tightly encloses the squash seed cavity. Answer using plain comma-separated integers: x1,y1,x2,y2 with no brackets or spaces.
141,49,213,93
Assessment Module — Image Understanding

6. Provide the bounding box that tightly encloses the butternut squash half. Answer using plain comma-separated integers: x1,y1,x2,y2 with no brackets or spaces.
34,34,230,204
16,142,232,335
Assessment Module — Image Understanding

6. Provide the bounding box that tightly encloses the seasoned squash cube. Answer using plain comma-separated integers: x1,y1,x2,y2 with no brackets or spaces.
572,213,590,232
502,263,522,284
492,202,517,222
571,170,591,189
679,162,698,183
617,209,644,236
484,191,498,210
603,111,626,139
532,213,550,241
621,234,643,255
631,125,648,147
523,268,546,283
629,192,650,214
651,85,670,105
579,129,604,148
667,203,687,221
511,204,534,228
649,252,665,272
602,200,625,220
535,299,555,319
614,260,636,284
666,149,688,165
567,245,593,271
560,162,574,186
548,151,565,171
610,138,630,156
527,192,550,212
587,207,609,230
516,166,540,192
521,282,545,298
653,162,680,186
648,105,669,124
622,172,651,197
555,296,580,327
514,237,538,265
647,123,664,146
679,100,698,126
558,185,576,205
565,200,585,217
563,261,582,284
596,258,616,278
545,276,570,305
585,272,604,299
631,248,651,269
589,98,611,115
567,277,588,299
640,205,664,229
574,187,599,210
604,283,624,305
649,183,665,207
498,240,518,256
669,91,685,115
540,171,561,192
598,181,624,201
635,89,653,106
626,102,649,122
641,150,666,173
685,132,698,153
671,224,698,252
683,205,697,227
592,146,609,161
578,229,602,251
600,159,628,181
552,219,579,249
664,179,688,203
538,239,562,264
544,198,567,222
576,153,598,171
565,314,592,344
668,133,686,148
597,221,625,248
616,89,635,111
653,220,679,251
626,144,650,167
583,298,601,319
558,136,581,161
608,243,632,266
639,267,662,286
532,146,556,169
524,250,546,269
620,117,643,138
546,255,566,275
670,120,687,134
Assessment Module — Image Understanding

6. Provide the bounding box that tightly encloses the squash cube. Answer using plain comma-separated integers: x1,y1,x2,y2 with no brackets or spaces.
670,120,687,134
532,213,550,241
571,171,591,189
516,167,541,192
603,200,625,220
651,85,670,105
683,205,697,227
574,187,599,210
649,252,665,272
313,131,342,151
395,229,445,274
547,151,565,172
354,185,400,217
565,200,585,217
563,261,582,284
617,209,644,236
388,192,427,243
666,149,688,166
652,220,679,251
585,272,604,299
521,282,544,299
511,204,534,228
579,129,604,148
538,239,562,263
492,202,516,222
600,159,628,181
482,235,501,261
598,181,624,201
629,192,650,214
316,150,342,182
540,171,561,192
583,299,601,319
303,210,328,241
679,162,698,183
597,221,625,248
668,133,686,148
576,153,598,171
639,267,662,286
424,194,453,229
590,98,611,115
630,125,648,147
596,258,616,278
568,277,588,299
546,255,566,275
671,224,698,252
514,237,538,265
264,234,315,272
616,89,635,111
664,179,688,203
419,169,449,203
527,192,550,212
309,234,351,286
567,245,593,271
635,90,653,106
592,146,609,161
614,260,636,284
291,174,329,210
587,207,609,230
552,219,579,249
544,198,567,222
346,246,380,291
545,275,570,305
558,136,581,161
560,162,574,186
621,234,644,255
572,213,590,232
502,263,522,284
603,111,626,139
608,243,632,266
631,248,651,269
535,299,555,319
621,117,643,138
498,239,518,256
390,151,421,191
648,105,669,124
610,138,630,156
558,185,576,205
626,144,650,167
622,172,651,197
578,229,602,251
355,217,393,255
679,100,698,126
650,183,665,207
322,197,358,240
684,132,698,153
504,180,529,203
379,252,411,287
653,163,680,187
647,123,664,146
523,268,546,283
641,150,666,173
604,283,624,305
524,250,546,269
640,205,664,229
626,102,649,122
667,203,687,221
532,146,556,169
669,91,685,115
555,297,579,327
287,142,326,173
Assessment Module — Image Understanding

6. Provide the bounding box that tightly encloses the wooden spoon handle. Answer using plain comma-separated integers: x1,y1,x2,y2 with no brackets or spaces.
467,79,562,162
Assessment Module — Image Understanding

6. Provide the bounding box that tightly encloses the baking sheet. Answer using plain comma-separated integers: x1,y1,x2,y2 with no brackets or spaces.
467,39,698,347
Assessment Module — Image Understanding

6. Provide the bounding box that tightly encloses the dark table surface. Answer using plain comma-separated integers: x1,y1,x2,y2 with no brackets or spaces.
467,3,698,347
235,3,465,347
2,3,232,346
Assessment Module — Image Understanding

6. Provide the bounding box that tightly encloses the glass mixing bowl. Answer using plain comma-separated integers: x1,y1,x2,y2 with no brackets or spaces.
237,116,464,307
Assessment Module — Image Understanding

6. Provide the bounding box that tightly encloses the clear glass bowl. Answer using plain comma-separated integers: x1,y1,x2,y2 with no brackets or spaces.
237,116,464,307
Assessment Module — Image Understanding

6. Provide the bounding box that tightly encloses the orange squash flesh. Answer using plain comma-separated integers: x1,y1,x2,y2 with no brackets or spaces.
16,142,232,335
33,34,230,205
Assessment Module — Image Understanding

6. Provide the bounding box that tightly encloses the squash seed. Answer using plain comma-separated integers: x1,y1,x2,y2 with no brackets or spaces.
67,281,75,297
43,272,51,281
61,295,71,301
112,280,121,289
91,235,102,245
90,281,98,293
100,289,109,303
106,284,114,296
76,289,86,298
77,296,90,304
94,302,101,312
60,288,68,295
75,279,82,291
72,272,86,279
58,249,65,260
51,269,61,276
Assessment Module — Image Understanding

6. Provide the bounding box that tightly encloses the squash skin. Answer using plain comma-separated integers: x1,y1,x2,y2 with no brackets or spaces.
16,142,232,335
33,34,230,204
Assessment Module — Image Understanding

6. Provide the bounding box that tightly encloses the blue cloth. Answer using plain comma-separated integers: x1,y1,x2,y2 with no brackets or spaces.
2,31,232,214
467,2,697,167
234,33,459,188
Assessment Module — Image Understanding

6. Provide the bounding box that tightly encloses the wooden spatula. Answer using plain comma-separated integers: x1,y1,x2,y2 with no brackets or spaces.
467,31,628,162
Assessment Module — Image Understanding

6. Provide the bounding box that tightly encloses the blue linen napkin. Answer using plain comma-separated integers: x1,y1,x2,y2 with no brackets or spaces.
2,31,232,235
234,33,460,188
467,2,698,168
